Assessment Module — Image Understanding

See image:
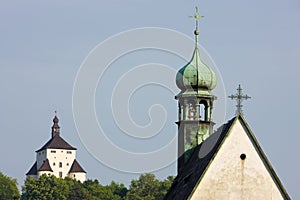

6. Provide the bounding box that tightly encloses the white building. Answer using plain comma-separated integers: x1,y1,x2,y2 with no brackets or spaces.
26,114,86,182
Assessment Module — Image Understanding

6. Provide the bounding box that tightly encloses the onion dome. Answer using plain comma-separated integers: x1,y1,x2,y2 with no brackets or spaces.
53,115,59,123
176,14,217,92
52,111,60,138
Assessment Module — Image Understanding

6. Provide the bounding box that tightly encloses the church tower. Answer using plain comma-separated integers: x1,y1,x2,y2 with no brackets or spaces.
175,8,217,173
166,8,290,200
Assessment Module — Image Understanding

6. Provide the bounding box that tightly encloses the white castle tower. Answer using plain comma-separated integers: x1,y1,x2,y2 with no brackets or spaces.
26,114,86,182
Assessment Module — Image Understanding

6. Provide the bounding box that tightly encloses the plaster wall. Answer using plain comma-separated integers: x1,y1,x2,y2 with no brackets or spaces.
69,172,86,183
190,119,285,200
45,149,76,178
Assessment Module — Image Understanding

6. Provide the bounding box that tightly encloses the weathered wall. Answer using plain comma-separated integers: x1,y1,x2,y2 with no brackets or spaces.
190,119,285,200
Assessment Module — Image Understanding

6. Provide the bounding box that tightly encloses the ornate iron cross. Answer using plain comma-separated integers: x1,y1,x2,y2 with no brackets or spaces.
228,84,251,115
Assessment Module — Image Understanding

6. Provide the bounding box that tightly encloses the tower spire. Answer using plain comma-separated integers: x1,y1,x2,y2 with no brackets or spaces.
51,110,60,138
175,7,216,174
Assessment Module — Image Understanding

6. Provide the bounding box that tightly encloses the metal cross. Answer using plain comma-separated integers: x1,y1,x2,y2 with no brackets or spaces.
189,6,204,31
228,84,251,115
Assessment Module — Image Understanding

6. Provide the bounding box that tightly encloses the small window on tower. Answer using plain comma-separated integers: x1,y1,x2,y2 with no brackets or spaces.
51,150,56,153
67,151,72,154
59,162,62,168
53,162,55,166
59,172,62,178
67,163,69,166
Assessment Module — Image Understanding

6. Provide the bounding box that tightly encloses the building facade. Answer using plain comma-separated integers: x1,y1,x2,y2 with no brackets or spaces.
26,114,86,182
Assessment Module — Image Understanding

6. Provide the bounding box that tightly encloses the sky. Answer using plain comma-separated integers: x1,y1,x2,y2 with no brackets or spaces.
0,0,299,198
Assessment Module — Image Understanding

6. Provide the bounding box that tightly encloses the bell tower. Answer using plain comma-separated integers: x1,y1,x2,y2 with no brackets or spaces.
175,7,217,174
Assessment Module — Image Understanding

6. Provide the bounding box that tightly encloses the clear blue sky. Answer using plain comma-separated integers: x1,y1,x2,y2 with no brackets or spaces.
0,0,299,198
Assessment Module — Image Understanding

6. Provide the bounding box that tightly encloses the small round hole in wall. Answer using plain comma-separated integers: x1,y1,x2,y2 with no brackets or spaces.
240,153,246,160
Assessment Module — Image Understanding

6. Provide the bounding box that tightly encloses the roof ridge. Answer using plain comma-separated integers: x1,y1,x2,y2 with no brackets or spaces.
36,134,76,152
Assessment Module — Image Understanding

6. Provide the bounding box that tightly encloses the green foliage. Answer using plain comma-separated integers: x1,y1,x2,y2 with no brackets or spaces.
21,173,173,200
0,172,20,200
125,173,174,200
21,174,68,200
83,179,127,200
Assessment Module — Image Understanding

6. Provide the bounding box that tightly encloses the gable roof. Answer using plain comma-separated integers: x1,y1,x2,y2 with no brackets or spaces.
69,159,86,173
164,114,290,200
36,135,77,152
26,161,37,176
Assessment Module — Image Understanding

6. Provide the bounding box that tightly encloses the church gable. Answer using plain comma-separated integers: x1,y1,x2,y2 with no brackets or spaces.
190,116,290,200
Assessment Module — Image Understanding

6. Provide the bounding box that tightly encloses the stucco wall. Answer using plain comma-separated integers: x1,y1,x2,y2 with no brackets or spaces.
69,172,86,183
46,149,76,178
190,119,285,200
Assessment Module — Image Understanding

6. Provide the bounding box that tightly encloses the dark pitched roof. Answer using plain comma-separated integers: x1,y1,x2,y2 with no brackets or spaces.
36,135,77,152
69,159,86,173
164,115,290,200
38,159,53,172
26,161,37,176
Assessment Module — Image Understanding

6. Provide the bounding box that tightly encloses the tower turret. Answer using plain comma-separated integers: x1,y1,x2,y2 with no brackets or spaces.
51,111,60,138
176,7,217,174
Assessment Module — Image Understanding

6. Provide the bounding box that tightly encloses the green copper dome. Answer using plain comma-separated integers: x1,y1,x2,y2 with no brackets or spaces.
176,46,217,91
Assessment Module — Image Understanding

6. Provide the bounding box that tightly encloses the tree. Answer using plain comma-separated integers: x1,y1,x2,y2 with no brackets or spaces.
64,177,93,200
83,179,123,200
21,173,173,200
108,181,128,199
125,173,173,200
21,174,68,200
0,172,20,200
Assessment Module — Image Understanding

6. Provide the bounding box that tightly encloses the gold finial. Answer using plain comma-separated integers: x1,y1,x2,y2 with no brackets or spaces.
189,6,204,35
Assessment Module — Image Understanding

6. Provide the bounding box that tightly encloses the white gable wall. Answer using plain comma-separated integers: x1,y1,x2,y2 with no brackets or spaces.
46,149,76,178
190,119,285,200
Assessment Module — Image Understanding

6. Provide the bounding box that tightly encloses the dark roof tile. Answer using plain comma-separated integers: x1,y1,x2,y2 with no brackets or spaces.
38,159,53,172
26,161,37,176
69,159,86,173
36,135,76,152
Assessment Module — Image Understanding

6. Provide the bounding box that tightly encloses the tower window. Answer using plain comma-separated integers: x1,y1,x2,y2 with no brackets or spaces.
51,150,56,153
59,172,62,178
240,153,246,160
67,151,72,154
59,162,62,168
67,163,69,166
53,162,55,166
